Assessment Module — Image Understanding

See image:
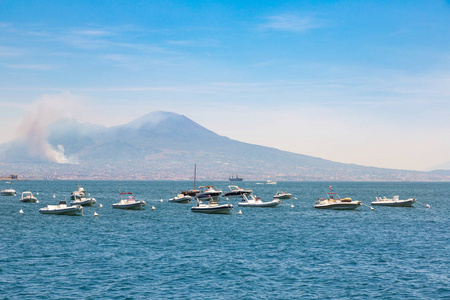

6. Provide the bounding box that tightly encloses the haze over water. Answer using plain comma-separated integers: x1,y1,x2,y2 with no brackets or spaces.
1,180,448,299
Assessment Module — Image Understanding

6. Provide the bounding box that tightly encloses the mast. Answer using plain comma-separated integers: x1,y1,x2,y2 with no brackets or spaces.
193,163,197,190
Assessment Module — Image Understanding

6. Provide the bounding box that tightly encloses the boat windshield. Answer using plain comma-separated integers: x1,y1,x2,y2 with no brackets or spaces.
327,192,340,200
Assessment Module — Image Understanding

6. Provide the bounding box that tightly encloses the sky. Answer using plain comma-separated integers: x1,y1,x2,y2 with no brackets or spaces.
0,0,449,171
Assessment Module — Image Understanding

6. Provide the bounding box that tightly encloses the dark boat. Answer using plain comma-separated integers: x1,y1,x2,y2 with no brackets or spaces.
229,174,244,181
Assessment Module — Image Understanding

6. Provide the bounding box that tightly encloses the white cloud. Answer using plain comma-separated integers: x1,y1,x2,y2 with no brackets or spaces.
260,14,323,32
72,29,113,37
5,64,57,71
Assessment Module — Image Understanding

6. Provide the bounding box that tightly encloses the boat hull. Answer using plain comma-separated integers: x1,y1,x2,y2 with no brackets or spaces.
191,204,233,214
20,197,39,203
113,202,146,210
169,196,192,203
1,190,17,196
223,191,251,198
70,198,96,207
238,200,280,207
39,206,82,215
314,202,361,210
273,195,292,199
371,199,416,207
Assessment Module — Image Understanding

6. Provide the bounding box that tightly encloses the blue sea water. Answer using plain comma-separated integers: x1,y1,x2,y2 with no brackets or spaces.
0,181,449,299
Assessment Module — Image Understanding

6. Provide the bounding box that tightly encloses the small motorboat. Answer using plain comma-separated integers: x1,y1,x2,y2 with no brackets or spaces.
113,192,146,210
191,197,233,214
1,188,17,196
168,193,192,203
273,191,293,199
70,185,96,206
39,200,83,215
222,185,252,198
265,180,277,185
70,185,87,200
371,196,416,207
195,186,222,201
314,188,361,210
238,193,281,207
19,191,39,203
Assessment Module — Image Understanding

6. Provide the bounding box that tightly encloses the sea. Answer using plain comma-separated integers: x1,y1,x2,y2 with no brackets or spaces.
0,181,448,299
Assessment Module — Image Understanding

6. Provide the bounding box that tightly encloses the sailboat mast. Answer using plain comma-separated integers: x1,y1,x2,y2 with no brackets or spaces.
193,163,197,190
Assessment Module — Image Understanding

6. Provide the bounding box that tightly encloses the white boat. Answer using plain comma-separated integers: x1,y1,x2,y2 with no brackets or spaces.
265,180,277,185
19,191,39,203
168,193,192,203
314,189,361,210
70,196,97,207
70,185,87,200
39,200,83,215
70,185,96,206
113,192,146,210
238,193,281,207
273,191,293,199
191,197,233,214
195,186,222,201
222,185,252,198
1,188,17,196
371,196,416,207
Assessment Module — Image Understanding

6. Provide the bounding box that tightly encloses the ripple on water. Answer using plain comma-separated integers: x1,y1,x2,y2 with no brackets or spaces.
0,181,448,299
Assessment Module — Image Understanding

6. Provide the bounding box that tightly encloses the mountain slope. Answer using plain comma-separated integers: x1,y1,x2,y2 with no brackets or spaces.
0,111,448,181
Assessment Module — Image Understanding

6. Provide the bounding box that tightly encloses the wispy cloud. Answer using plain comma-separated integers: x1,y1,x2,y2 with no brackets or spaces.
5,64,57,71
72,29,113,37
0,46,24,56
259,14,323,32
165,38,220,47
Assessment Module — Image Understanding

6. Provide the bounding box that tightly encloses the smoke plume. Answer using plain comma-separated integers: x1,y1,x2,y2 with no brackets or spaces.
16,92,83,164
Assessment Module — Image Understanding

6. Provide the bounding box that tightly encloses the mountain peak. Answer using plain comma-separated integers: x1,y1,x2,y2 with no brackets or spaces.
124,111,183,129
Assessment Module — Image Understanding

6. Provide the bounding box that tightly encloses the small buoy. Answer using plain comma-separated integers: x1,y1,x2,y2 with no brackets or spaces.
99,204,103,208
36,192,39,195
19,209,23,214
36,200,39,204
152,206,156,210
160,199,163,202
291,204,294,208
238,210,242,215
53,195,56,198
94,212,99,217
371,207,374,211
426,204,430,208
294,197,297,200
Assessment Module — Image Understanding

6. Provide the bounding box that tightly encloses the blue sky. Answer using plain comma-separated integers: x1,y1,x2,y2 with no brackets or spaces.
1,0,449,170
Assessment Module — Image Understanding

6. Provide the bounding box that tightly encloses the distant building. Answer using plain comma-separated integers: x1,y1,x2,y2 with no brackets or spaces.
0,174,19,180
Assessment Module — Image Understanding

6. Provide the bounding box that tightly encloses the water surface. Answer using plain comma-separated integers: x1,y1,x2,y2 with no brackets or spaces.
0,181,448,299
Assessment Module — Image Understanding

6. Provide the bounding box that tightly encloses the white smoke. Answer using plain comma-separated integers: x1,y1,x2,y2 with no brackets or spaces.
16,92,84,164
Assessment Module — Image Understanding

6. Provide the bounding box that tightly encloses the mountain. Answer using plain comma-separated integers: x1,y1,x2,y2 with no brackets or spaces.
426,161,450,171
1,111,449,181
